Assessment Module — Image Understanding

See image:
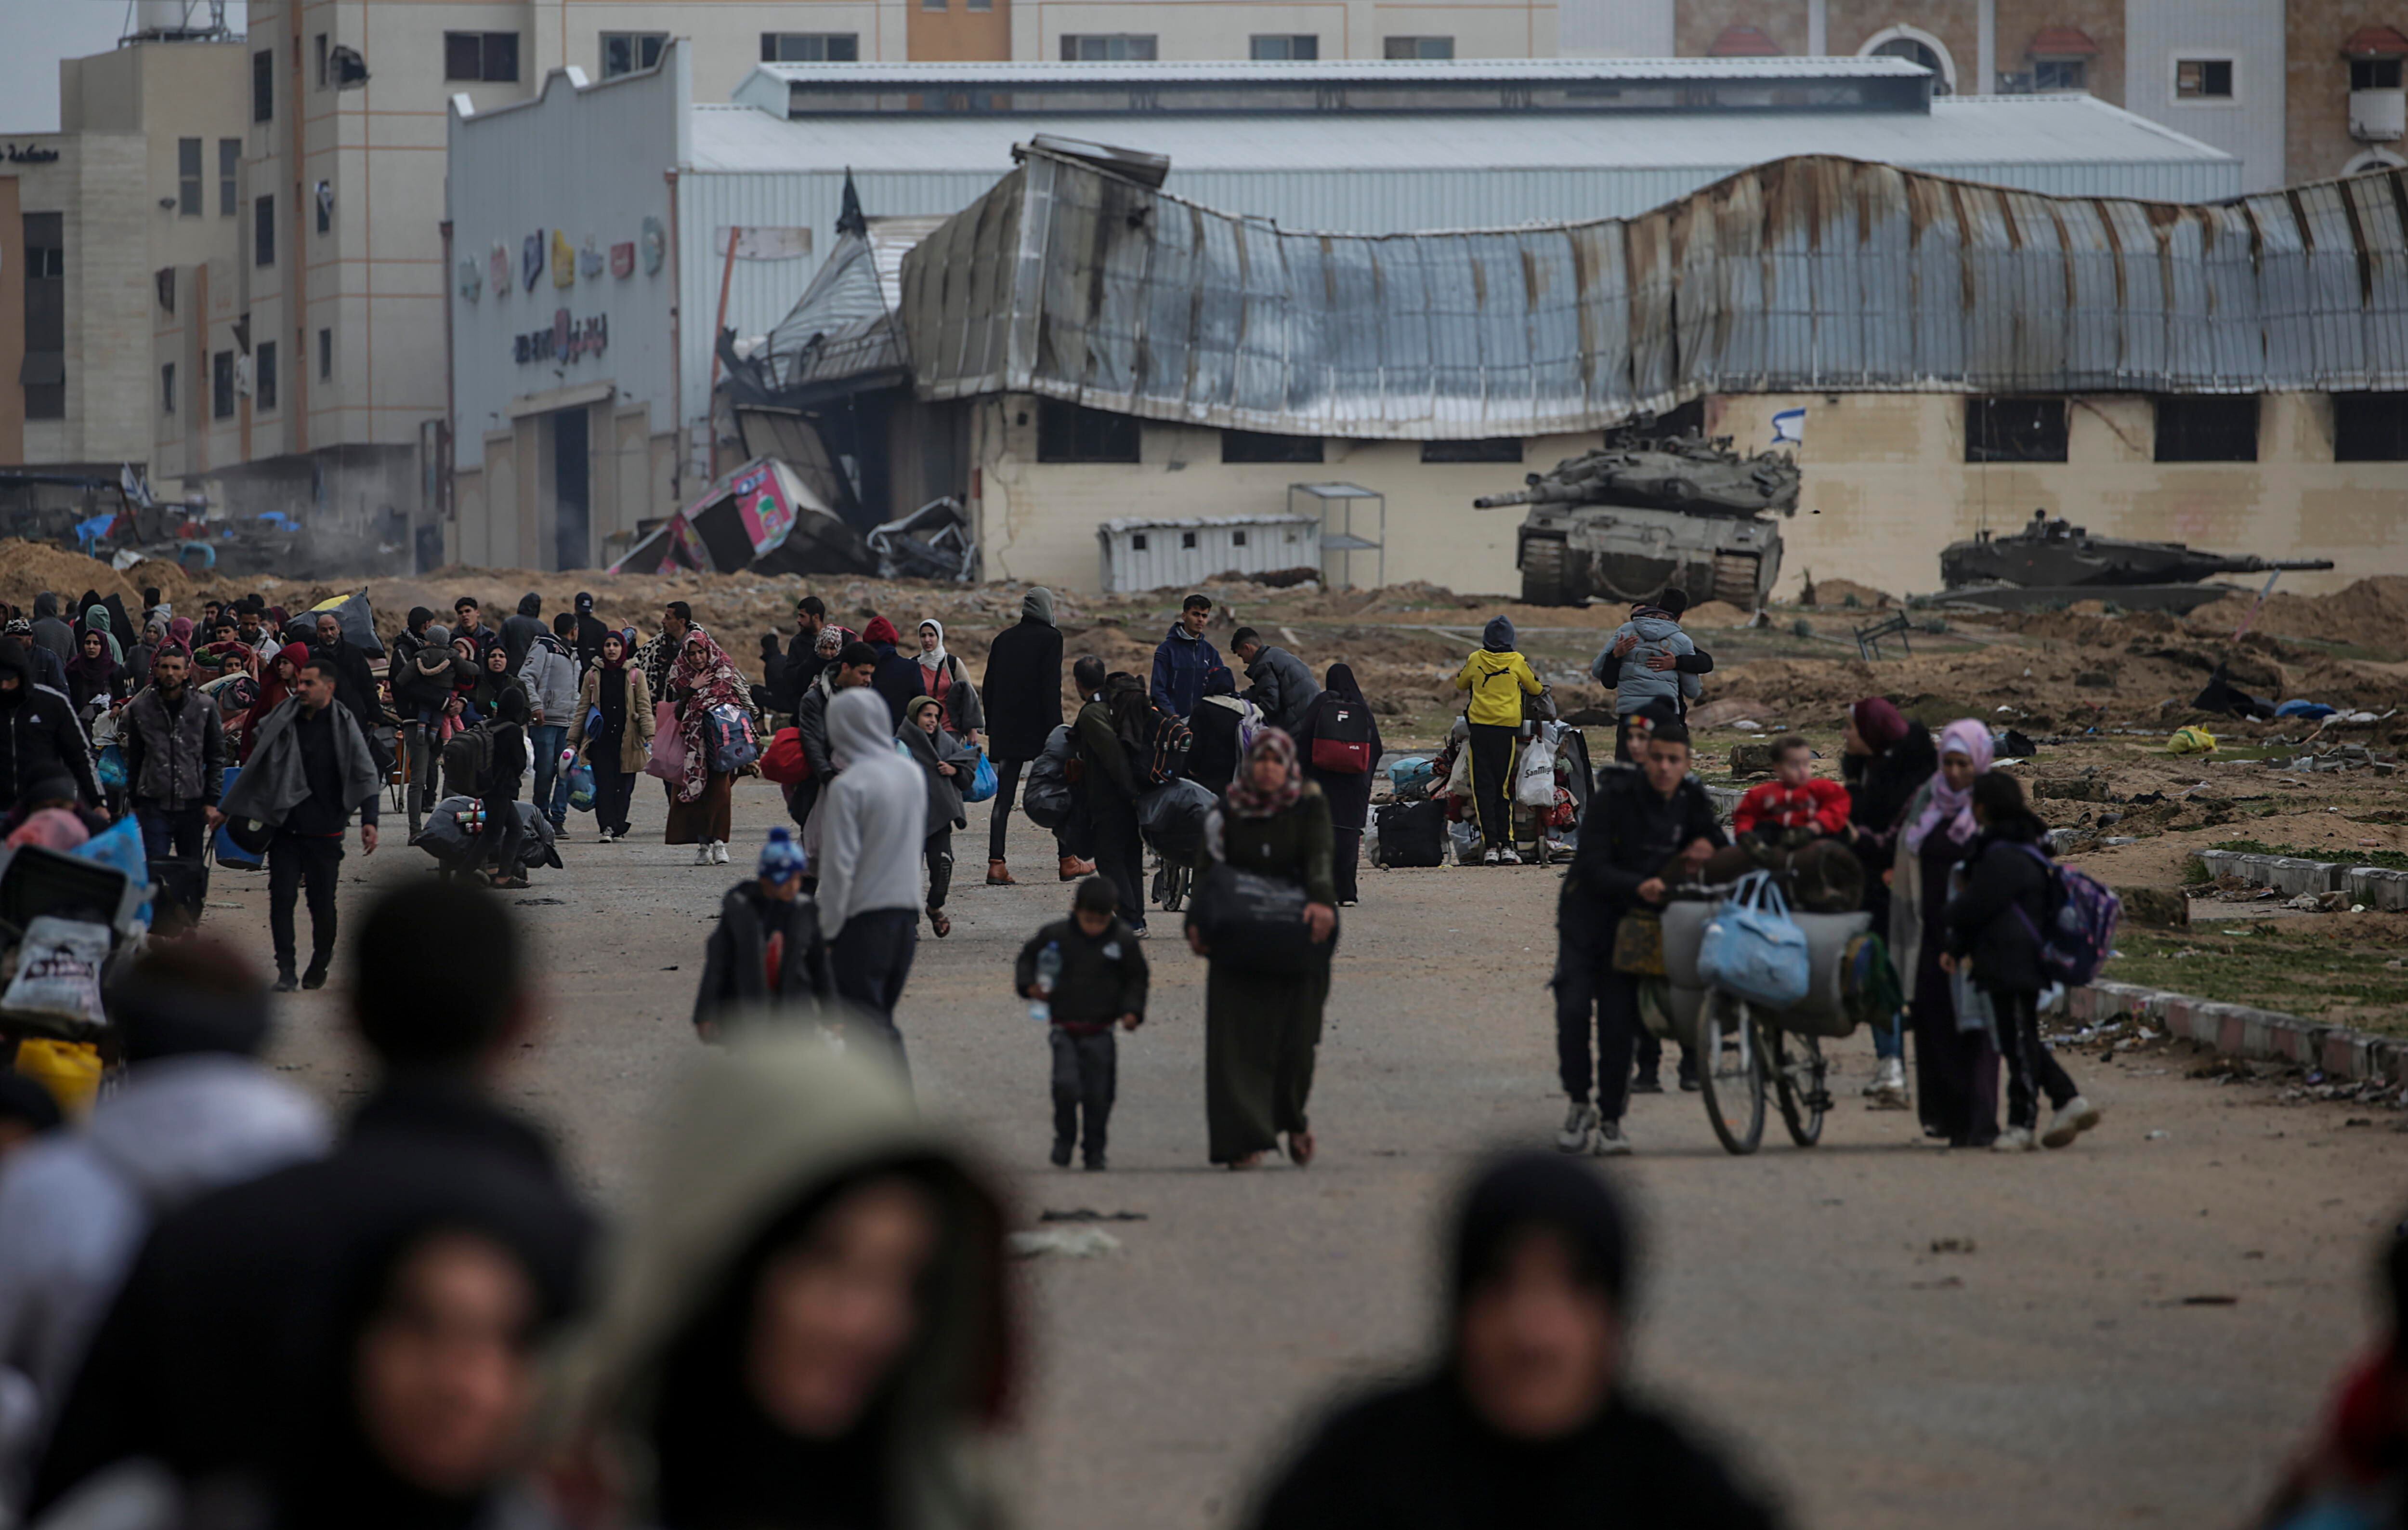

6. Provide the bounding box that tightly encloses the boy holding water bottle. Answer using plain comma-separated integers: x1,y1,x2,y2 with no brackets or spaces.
1015,876,1149,1170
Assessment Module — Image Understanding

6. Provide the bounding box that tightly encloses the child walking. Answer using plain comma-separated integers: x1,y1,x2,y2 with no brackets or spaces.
1016,877,1149,1170
900,694,978,937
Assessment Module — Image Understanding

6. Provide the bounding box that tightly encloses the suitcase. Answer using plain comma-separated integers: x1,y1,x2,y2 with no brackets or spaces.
1373,798,1447,869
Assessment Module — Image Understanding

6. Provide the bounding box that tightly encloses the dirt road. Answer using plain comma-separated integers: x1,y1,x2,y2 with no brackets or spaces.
234,779,2401,1530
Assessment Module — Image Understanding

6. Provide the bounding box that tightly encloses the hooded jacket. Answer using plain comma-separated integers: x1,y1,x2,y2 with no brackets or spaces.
1561,764,1726,934
391,643,471,716
119,681,227,810
1150,621,1230,718
1944,813,2056,995
1599,612,1701,717
0,1055,329,1418
1240,644,1321,733
1452,620,1542,729
794,671,841,785
980,589,1064,759
516,632,579,725
499,594,548,671
566,1035,1008,1530
815,688,929,937
0,639,101,810
693,882,830,1030
901,704,979,833
27,594,74,666
861,618,925,729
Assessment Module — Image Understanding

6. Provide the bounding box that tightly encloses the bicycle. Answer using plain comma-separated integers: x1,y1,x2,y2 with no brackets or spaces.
1660,878,1847,1158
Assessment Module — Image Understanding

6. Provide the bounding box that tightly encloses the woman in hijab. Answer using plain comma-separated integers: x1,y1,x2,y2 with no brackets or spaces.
1248,1151,1782,1530
76,594,123,665
913,620,983,745
571,1034,1013,1530
1291,662,1382,908
1187,728,1337,1170
65,629,125,715
466,640,527,723
568,630,654,845
1889,718,2000,1148
239,641,314,762
167,615,196,655
1840,697,1937,1109
476,686,532,887
666,630,749,865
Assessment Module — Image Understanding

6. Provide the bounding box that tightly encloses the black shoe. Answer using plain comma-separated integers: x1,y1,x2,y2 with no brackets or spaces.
1083,1154,1107,1172
273,973,300,993
300,966,328,990
1630,1072,1664,1095
1049,1139,1074,1168
1677,1059,1700,1093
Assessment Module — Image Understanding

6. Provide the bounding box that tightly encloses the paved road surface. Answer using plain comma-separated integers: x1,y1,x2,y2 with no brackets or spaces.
230,779,2399,1530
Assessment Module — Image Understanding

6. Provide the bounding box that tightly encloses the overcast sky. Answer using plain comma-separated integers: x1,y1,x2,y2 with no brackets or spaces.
0,0,249,134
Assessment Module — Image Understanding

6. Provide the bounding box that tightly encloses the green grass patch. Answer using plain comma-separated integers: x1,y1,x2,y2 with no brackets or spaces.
2106,926,2408,1037
2210,839,2408,871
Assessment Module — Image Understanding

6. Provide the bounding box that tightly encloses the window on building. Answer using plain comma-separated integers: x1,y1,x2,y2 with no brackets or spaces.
1060,34,1157,60
2033,57,2087,91
2334,394,2408,461
314,32,327,88
444,31,520,82
1181,531,1197,548
254,194,275,266
218,138,239,216
1869,35,1951,93
1422,437,1523,463
178,137,203,216
212,350,236,420
1222,430,1322,464
1250,35,1318,60
1384,36,1454,60
1035,399,1140,462
23,211,64,420
602,32,667,77
318,327,332,381
252,48,273,121
161,363,175,417
1965,397,2068,462
255,341,277,411
2176,58,2234,99
2351,58,2405,91
1131,533,1148,550
1231,529,1249,546
924,0,947,13
968,0,993,13
2155,396,2258,462
760,33,861,62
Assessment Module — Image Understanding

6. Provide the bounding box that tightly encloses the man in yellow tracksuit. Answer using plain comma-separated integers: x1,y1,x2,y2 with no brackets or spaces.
1452,616,1543,865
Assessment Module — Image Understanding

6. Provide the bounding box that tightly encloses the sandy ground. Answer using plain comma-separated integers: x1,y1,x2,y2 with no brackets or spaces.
204,777,2406,1530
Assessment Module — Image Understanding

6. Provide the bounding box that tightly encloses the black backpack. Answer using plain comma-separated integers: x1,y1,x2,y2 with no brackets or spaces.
1374,799,1447,869
441,722,494,798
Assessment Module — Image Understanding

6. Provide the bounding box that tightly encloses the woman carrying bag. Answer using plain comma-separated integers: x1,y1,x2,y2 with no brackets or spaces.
1185,729,1338,1171
914,619,984,745
1888,718,2001,1148
662,631,750,864
567,630,653,844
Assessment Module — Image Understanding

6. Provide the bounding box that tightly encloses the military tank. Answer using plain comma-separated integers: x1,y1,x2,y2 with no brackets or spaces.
1474,430,1800,609
1943,510,2334,589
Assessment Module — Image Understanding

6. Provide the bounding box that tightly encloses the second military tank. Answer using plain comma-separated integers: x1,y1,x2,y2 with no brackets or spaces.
1475,429,1801,609
1942,510,2335,589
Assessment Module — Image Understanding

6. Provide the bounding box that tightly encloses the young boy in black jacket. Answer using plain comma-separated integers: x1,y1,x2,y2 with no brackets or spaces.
1016,876,1149,1170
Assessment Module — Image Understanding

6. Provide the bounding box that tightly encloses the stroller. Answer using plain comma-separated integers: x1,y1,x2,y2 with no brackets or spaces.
1138,778,1216,913
413,796,562,884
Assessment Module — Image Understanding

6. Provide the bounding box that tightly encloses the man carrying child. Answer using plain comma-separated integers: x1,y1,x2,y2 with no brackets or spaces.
1017,877,1149,1171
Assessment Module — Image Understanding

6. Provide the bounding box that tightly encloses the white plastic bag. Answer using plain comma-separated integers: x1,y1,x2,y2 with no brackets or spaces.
2,916,113,1027
1515,725,1560,808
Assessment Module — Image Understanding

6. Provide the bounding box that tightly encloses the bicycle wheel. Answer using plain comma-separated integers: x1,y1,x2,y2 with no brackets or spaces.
1770,1026,1828,1148
1696,986,1765,1156
1162,862,1190,914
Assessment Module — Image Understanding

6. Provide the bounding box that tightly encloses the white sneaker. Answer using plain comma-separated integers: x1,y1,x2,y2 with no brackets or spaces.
1591,1120,1634,1157
694,844,712,866
2041,1095,2101,1149
711,841,730,865
1482,846,1501,867
1991,1126,2037,1152
1498,847,1522,866
1864,1057,1910,1109
596,828,614,844
1556,1102,1598,1154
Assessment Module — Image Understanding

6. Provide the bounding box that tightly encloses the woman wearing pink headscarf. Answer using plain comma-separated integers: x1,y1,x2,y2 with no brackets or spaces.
1886,718,2000,1147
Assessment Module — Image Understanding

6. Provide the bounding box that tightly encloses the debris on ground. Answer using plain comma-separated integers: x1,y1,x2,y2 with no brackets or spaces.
1008,1227,1124,1259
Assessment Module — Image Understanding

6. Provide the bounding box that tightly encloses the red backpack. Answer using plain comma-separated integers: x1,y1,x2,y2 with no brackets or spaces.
1308,693,1374,774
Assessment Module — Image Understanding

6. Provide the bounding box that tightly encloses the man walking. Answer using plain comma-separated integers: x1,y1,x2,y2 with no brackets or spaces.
1230,625,1321,733
309,610,384,754
1150,593,1229,718
0,638,100,811
26,594,73,668
452,595,492,654
222,659,382,992
1073,658,1149,936
571,591,610,675
815,687,926,1068
791,640,877,838
520,613,581,834
120,647,228,859
1553,721,1724,1157
982,586,1086,885
499,592,548,670
770,595,830,714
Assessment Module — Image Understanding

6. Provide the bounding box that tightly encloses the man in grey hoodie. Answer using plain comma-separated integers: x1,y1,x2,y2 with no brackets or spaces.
816,687,929,1072
519,614,582,832
1595,594,1701,715
26,594,74,668
1230,627,1322,733
0,941,328,1510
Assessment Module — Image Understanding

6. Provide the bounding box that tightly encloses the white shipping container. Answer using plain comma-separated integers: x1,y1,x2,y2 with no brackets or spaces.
1098,515,1320,593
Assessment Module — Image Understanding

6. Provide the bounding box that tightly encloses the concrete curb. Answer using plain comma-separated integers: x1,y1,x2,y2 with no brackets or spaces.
2067,979,2408,1087
2193,848,2408,910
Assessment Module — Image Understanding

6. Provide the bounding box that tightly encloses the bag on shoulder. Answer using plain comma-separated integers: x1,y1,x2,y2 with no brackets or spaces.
1130,709,1193,787
760,726,812,786
1307,692,1375,774
707,703,760,773
442,722,494,798
1022,725,1077,831
2009,844,2120,988
1193,862,1337,974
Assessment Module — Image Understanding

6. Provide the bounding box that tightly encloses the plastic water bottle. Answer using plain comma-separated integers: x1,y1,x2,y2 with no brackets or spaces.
1029,943,1061,1023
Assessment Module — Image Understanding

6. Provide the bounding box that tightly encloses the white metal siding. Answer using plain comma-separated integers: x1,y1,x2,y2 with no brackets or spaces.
1098,517,1320,592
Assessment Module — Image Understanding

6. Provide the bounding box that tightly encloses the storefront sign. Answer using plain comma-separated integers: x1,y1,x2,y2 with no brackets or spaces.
551,230,576,289
521,233,543,291
515,308,607,365
489,241,510,298
729,462,798,550
4,144,61,164
641,216,666,276
457,256,481,302
610,241,635,278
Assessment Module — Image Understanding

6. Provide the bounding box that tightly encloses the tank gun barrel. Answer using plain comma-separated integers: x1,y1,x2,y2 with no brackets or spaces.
2203,555,2337,575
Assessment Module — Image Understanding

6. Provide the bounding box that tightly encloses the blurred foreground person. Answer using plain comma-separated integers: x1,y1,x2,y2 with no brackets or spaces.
817,689,926,1049
0,943,328,1514
31,881,594,1521
693,828,828,1040
569,1032,1011,1530
2260,1219,2408,1530
1248,1152,1781,1530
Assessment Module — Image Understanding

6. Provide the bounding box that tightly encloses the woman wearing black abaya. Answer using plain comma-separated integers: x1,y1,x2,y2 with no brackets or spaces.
1889,719,2002,1148
1292,662,1382,908
1249,1152,1781,1530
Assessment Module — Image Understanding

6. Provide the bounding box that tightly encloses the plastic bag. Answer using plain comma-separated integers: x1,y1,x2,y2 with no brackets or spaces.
1697,871,1811,1009
644,701,687,781
97,744,129,791
566,762,595,812
2167,725,2217,756
1514,725,1559,808
963,749,998,805
2,916,114,1028
73,816,153,927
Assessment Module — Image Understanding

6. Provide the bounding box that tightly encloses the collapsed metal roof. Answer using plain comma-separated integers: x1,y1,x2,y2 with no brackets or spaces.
898,147,2408,440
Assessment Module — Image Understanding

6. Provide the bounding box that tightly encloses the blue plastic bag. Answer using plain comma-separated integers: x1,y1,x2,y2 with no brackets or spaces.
566,762,596,812
71,815,153,927
1696,871,1811,1010
97,744,128,791
963,749,997,804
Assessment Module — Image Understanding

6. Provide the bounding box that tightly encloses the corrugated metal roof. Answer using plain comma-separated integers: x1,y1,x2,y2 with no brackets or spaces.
689,95,2229,180
746,57,1935,88
755,215,947,394
899,148,2408,440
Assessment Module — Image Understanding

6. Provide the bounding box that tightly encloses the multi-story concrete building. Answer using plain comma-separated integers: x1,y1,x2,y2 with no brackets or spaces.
1626,0,2408,190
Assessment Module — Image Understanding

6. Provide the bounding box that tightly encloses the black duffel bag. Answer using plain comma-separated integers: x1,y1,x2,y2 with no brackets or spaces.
1374,798,1447,869
1191,862,1338,974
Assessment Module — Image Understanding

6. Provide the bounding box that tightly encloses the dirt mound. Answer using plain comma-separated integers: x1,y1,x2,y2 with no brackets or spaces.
1804,577,1895,609
1684,600,1754,629
2187,576,2408,656
0,541,145,618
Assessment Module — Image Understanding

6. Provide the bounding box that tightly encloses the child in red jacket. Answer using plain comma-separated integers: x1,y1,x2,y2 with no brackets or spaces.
1732,735,1851,841
1707,735,1863,911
